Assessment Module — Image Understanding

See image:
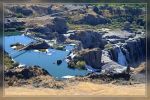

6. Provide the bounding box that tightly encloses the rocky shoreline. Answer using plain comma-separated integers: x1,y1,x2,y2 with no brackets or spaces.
5,62,145,89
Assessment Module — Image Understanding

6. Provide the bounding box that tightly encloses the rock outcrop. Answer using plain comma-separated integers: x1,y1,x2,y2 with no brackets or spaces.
4,19,25,29
9,5,33,16
30,5,52,16
74,13,111,25
69,30,105,49
5,66,65,88
101,61,127,76
68,48,102,69
46,17,68,34
30,17,68,34
107,37,146,67
102,29,136,44
5,66,50,79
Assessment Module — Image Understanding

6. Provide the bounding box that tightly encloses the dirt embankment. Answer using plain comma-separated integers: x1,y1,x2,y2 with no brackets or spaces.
5,82,145,96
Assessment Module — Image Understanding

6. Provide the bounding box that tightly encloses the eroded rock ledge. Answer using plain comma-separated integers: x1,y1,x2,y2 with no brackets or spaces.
5,66,65,89
68,48,102,69
69,30,105,49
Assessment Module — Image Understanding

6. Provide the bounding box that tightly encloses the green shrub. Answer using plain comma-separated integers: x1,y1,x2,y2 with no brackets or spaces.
104,43,113,50
56,46,65,50
16,13,24,18
75,61,86,70
16,26,25,31
39,49,46,52
4,54,14,69
53,44,65,50
68,60,86,70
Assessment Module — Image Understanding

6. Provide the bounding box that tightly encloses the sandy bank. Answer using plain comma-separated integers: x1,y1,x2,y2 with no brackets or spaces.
5,82,146,96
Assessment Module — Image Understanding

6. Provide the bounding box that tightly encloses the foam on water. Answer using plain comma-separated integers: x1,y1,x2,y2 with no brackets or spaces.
85,64,99,72
62,75,75,79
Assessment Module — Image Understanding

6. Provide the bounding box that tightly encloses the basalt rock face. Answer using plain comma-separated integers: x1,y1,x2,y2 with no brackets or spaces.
46,17,68,34
30,5,52,16
69,48,102,69
74,13,111,25
5,5,63,17
101,28,146,67
28,17,68,42
4,19,25,29
5,66,50,79
30,17,68,34
69,30,105,49
9,6,33,16
107,37,146,67
124,37,146,66
5,66,65,88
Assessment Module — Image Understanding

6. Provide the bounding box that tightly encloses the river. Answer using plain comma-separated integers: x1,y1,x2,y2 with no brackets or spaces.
4,35,89,79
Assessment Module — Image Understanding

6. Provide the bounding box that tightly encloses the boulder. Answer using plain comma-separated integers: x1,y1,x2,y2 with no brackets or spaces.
136,18,145,26
123,21,132,32
92,6,99,14
56,34,66,43
5,20,25,29
51,17,68,34
57,60,62,65
101,61,127,76
10,6,33,16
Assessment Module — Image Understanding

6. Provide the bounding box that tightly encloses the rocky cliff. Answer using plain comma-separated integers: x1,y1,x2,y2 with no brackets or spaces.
69,30,105,49
68,29,146,75
5,66,50,79
8,5,33,16
68,48,102,69
107,37,146,67
4,18,25,29
29,17,68,34
5,4,68,17
73,13,111,25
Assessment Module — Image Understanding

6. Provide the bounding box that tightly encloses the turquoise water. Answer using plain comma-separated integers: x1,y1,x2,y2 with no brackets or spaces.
4,35,89,79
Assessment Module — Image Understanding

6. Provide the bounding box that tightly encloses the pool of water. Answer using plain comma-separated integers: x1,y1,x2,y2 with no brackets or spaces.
4,35,90,79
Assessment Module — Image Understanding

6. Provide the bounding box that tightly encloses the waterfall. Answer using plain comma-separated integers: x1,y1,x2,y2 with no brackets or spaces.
106,37,146,67
117,46,127,66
